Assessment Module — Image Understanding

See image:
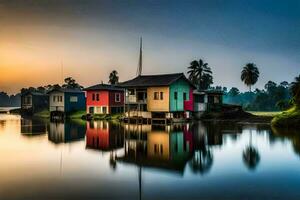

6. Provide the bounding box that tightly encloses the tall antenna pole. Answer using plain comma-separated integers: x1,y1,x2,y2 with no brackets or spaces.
136,37,143,77
61,60,64,85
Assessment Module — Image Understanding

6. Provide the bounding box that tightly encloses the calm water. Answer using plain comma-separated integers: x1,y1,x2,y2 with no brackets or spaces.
1,114,300,200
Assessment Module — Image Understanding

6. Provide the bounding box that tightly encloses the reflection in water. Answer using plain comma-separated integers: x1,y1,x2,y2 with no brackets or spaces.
242,129,260,170
3,113,300,199
86,121,124,170
21,117,48,136
48,120,86,143
272,127,300,157
117,124,194,174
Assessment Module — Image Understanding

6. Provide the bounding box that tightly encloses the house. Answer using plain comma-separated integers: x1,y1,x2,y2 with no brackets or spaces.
21,91,49,115
84,84,124,114
47,88,86,117
119,73,195,120
193,89,223,118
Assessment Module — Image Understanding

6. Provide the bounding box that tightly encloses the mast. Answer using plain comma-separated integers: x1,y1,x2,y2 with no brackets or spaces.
136,37,143,77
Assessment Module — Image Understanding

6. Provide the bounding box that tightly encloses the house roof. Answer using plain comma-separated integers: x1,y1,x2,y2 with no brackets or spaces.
22,91,48,96
194,89,224,95
119,73,195,88
47,88,84,94
84,84,124,91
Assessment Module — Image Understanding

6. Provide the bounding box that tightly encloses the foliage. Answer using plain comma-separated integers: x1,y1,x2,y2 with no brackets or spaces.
271,106,300,128
290,74,300,106
224,80,291,111
20,77,83,96
187,59,213,90
241,63,260,92
109,70,119,85
0,92,21,107
62,77,83,89
68,110,87,119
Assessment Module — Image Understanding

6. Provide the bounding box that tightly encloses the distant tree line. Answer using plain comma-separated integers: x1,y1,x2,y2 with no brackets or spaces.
20,77,83,95
223,80,292,111
0,92,21,107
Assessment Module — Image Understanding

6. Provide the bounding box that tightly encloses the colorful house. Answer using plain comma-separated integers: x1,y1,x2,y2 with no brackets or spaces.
119,73,195,120
193,89,223,118
21,91,49,115
84,84,124,114
47,88,86,117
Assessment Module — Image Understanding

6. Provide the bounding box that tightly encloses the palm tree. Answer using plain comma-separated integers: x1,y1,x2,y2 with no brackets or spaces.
290,74,300,106
241,63,260,92
187,59,212,90
109,70,119,85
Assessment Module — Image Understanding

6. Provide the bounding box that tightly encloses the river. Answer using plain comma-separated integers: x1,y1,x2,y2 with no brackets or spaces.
0,113,300,199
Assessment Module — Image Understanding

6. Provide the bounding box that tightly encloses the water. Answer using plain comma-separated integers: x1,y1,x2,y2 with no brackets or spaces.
0,114,300,199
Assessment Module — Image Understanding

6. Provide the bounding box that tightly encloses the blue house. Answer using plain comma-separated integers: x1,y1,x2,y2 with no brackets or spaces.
48,88,86,118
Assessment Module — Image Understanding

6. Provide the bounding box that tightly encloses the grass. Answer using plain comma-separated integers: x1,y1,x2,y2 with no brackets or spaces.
248,111,282,117
33,110,50,118
82,113,124,121
271,106,300,128
68,110,87,119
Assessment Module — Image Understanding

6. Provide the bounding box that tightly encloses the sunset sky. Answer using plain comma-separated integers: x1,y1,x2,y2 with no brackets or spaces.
0,0,299,94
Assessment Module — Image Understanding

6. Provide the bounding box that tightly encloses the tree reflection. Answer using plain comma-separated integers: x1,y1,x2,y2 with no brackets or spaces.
243,130,260,170
189,148,213,175
272,127,300,158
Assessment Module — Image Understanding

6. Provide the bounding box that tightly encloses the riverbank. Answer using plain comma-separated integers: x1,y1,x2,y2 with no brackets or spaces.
200,109,274,123
271,106,300,128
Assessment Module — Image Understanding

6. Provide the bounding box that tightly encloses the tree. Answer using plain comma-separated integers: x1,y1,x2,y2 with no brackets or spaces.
241,63,260,92
187,59,213,90
290,74,300,106
228,87,240,97
62,77,83,89
109,70,119,85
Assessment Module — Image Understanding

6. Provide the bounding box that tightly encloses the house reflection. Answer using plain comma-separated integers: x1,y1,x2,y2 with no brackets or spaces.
21,117,48,136
48,121,86,143
117,124,194,174
86,121,124,151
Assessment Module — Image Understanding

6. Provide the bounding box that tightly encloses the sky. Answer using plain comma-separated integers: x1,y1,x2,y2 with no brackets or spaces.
0,0,299,94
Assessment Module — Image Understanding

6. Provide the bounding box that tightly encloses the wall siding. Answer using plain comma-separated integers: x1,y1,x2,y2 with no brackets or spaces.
169,78,191,112
64,92,86,113
147,86,170,112
49,91,65,112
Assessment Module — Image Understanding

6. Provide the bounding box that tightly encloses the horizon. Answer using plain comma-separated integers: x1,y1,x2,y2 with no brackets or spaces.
0,0,299,95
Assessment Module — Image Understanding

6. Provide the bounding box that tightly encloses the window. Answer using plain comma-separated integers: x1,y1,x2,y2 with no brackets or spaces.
59,96,63,102
183,92,187,101
154,92,159,100
96,93,100,101
115,93,121,102
160,92,163,100
92,93,95,101
70,96,78,102
128,89,135,95
102,107,107,114
53,96,56,102
174,92,178,100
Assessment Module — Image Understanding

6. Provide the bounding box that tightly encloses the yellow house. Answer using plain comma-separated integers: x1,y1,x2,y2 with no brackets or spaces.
147,86,170,112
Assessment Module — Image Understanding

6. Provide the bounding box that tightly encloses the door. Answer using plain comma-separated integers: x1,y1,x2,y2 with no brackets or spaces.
89,107,95,114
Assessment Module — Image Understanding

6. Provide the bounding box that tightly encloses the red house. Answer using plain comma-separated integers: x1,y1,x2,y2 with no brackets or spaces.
84,84,124,114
